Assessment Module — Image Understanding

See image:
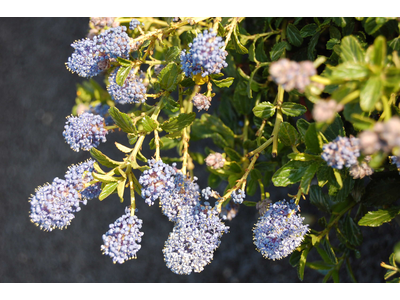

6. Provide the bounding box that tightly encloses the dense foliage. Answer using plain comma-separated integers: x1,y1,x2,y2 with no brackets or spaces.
29,17,400,282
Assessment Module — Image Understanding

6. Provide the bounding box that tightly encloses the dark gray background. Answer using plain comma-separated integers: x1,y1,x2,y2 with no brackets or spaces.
0,17,398,283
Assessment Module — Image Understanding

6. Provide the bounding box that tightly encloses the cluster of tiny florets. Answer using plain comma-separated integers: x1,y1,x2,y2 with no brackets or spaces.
101,207,144,264
321,136,360,169
64,159,101,200
359,117,400,155
88,104,114,126
29,178,82,232
107,66,147,104
231,189,246,204
269,58,316,92
205,152,225,169
253,199,309,260
163,203,229,275
66,26,131,78
129,19,144,30
63,112,108,152
312,99,343,123
349,156,374,179
180,29,228,77
192,93,212,111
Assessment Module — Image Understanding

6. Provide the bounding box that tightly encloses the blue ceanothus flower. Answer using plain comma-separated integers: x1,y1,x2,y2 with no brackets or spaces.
321,136,360,169
129,19,144,30
163,203,229,275
101,207,144,264
66,26,131,78
139,159,200,222
63,112,108,152
231,189,246,204
107,66,147,104
253,199,309,260
29,177,82,231
180,29,228,78
64,159,101,200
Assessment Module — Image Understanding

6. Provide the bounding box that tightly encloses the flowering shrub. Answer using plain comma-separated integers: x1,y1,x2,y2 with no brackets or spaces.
29,17,400,282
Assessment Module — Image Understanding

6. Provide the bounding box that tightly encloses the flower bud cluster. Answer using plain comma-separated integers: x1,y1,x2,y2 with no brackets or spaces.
101,207,144,264
192,93,212,111
312,99,343,123
231,189,246,204
29,159,100,231
66,26,131,78
180,29,228,78
205,152,225,169
129,19,144,30
359,117,400,155
321,136,360,169
63,112,108,152
163,203,229,275
269,58,316,92
253,199,309,260
107,67,147,104
349,156,374,179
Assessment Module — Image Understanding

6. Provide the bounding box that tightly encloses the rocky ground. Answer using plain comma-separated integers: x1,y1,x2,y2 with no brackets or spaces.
0,17,398,283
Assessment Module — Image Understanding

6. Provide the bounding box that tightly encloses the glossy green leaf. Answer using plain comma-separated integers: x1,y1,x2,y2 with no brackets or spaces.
370,36,386,67
339,214,363,247
305,123,324,154
309,185,332,213
287,24,303,47
300,23,318,38
331,62,369,81
116,65,133,86
278,122,300,147
211,77,235,88
296,118,310,141
300,162,320,194
307,32,320,60
358,206,400,227
108,106,136,134
161,112,196,133
116,57,133,67
231,25,248,54
158,62,179,92
224,147,241,162
322,115,346,141
340,35,365,63
252,101,275,119
90,148,120,168
136,115,158,133
297,247,310,281
281,102,307,117
360,76,383,111
270,41,289,61
165,46,180,62
114,142,132,153
99,182,118,201
272,160,313,187
321,239,338,265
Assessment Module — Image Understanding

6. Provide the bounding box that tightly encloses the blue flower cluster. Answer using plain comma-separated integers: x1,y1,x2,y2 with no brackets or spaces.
180,29,228,78
29,159,101,231
63,112,108,152
129,19,144,30
65,159,101,200
163,203,229,275
139,159,200,222
107,66,147,104
231,189,246,204
321,136,360,169
253,199,309,260
101,207,144,264
66,26,131,78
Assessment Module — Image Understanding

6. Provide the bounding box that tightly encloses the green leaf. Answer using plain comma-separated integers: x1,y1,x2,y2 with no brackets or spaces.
278,122,300,147
296,118,310,141
305,123,324,154
158,63,179,92
360,76,383,111
322,115,346,141
349,113,375,130
114,142,132,153
117,179,126,202
224,147,242,162
136,115,158,133
165,46,180,62
309,185,332,213
108,106,136,134
364,17,386,35
331,62,369,81
232,83,256,115
116,65,133,86
339,214,363,247
300,23,318,38
287,24,303,47
180,77,196,88
297,248,310,281
270,41,289,61
99,182,118,201
369,36,387,67
272,160,313,187
211,77,235,88
242,200,257,207
326,38,340,50
321,239,338,265
256,38,268,62
308,33,320,60
287,153,321,162
290,250,302,267
231,25,248,54
161,112,196,133
340,35,365,63
358,206,400,227
281,102,307,117
90,148,120,168
252,101,275,119
116,57,133,67
300,162,320,194
208,172,222,189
